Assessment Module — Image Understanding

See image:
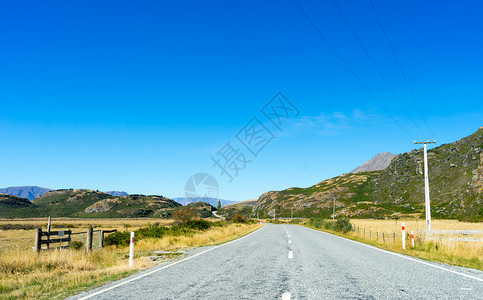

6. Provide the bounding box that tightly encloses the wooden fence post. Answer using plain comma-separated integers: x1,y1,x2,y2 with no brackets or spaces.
393,232,396,244
99,230,104,249
382,232,385,243
46,216,51,250
34,228,42,253
86,227,93,253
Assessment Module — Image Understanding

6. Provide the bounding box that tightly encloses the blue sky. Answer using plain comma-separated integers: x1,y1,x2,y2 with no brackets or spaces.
0,0,482,201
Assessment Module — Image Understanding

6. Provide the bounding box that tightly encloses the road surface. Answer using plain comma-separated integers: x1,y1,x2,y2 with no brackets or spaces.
71,224,483,299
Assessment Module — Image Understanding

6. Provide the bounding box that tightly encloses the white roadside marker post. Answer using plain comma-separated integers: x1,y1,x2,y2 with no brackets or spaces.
129,232,134,268
411,231,415,247
402,223,406,250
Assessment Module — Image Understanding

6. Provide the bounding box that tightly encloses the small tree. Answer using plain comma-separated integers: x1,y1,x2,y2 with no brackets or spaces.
216,200,221,210
232,214,247,223
173,208,195,225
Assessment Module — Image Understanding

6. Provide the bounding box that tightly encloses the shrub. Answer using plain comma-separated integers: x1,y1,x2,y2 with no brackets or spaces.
136,225,169,239
187,219,212,230
332,218,353,233
309,218,353,234
308,218,325,228
173,208,195,225
70,241,83,250
232,214,247,223
104,231,131,247
0,224,37,230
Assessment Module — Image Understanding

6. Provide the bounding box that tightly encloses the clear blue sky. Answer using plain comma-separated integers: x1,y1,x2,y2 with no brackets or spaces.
1,0,482,201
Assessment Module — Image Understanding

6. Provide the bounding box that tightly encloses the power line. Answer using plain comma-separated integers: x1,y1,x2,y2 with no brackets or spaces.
292,0,415,140
368,0,435,140
331,0,427,139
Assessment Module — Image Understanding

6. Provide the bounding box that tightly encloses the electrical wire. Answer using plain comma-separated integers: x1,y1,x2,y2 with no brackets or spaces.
368,0,435,140
292,0,415,140
331,0,427,140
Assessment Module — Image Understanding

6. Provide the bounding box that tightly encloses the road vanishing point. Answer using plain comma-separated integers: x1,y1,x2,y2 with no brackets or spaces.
70,224,483,299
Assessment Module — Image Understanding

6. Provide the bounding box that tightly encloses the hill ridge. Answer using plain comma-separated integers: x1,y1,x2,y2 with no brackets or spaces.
250,128,483,221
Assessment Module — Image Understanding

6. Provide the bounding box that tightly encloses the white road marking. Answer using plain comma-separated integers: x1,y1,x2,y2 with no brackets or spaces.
304,226,483,283
282,292,291,300
77,226,264,299
288,251,293,259
288,240,292,244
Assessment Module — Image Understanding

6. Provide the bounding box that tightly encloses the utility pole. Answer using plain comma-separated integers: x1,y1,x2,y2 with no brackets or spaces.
291,207,294,219
414,140,436,231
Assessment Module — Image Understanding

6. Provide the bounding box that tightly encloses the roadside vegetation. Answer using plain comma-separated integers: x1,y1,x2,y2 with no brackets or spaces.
304,218,483,271
0,213,261,299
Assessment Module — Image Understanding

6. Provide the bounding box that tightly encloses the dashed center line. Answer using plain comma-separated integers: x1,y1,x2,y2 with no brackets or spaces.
282,292,291,300
288,251,293,259
288,240,292,244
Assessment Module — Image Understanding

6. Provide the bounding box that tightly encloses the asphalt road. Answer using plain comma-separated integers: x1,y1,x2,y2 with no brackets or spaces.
70,224,483,299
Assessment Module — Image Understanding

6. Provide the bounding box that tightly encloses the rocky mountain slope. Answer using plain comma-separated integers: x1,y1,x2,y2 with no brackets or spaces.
217,199,257,219
351,152,397,173
252,128,483,221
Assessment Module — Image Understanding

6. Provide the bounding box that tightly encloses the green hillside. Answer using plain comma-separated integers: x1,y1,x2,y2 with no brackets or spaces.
252,128,483,221
0,189,182,218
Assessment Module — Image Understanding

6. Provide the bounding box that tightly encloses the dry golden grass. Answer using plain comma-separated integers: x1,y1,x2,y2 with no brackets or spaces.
345,219,483,270
0,218,173,251
350,218,483,233
0,219,261,299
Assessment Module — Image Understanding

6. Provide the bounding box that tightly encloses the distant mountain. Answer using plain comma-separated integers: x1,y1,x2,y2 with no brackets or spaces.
0,186,52,201
172,197,237,207
351,152,397,173
105,191,129,197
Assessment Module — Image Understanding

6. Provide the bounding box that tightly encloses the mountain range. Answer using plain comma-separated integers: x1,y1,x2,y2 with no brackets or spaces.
0,189,182,218
2,128,481,221
0,186,129,201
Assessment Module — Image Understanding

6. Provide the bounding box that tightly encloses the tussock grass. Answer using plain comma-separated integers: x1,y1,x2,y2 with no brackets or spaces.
0,219,261,299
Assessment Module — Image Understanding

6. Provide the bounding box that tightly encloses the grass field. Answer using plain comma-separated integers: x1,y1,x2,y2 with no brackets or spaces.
0,218,261,299
312,218,483,271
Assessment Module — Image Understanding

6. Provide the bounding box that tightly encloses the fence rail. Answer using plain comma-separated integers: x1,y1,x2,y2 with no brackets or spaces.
34,227,117,252
419,230,483,235
418,229,483,242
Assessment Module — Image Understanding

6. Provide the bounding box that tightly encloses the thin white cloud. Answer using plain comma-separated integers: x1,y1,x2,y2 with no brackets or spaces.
289,109,383,136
